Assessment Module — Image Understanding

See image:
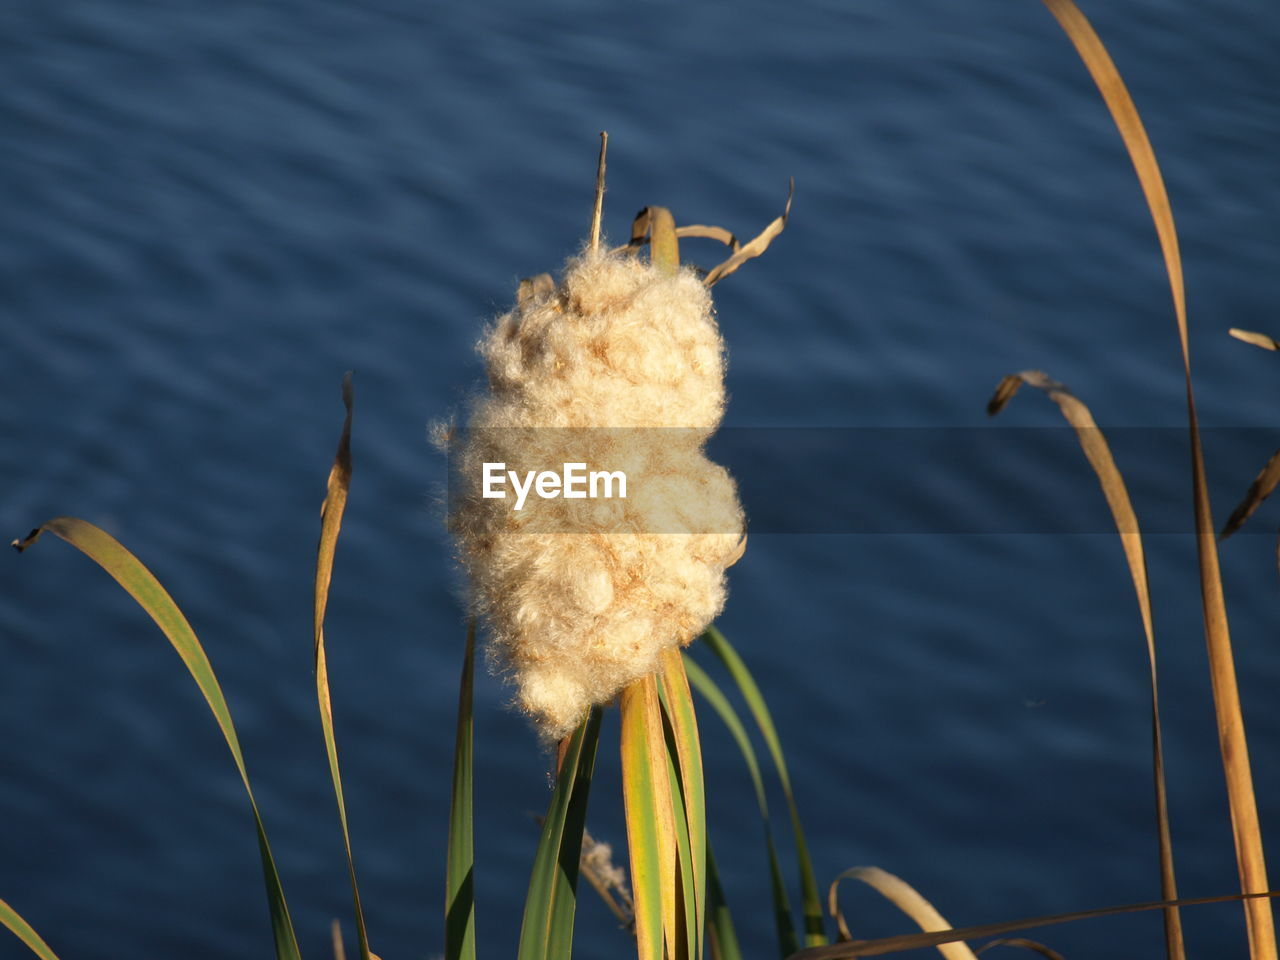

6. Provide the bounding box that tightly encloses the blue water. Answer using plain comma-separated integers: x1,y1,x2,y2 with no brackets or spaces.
4,2,1280,958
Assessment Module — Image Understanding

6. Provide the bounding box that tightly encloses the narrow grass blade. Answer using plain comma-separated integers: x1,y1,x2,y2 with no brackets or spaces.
786,890,1280,959
517,707,603,960
446,620,477,960
685,653,798,957
660,647,708,959
0,898,59,960
659,695,697,960
621,674,680,960
700,626,826,947
988,370,1182,957
1040,2,1275,954
706,845,744,960
827,867,978,960
313,374,372,960
1229,328,1280,352
11,518,302,960
1220,450,1280,541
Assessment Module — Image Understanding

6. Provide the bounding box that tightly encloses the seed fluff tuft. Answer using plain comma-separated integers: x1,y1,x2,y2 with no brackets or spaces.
448,249,744,742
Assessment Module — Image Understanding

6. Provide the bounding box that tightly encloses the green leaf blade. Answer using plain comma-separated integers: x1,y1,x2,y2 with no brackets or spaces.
700,626,825,947
0,898,60,960
517,707,603,960
446,621,477,960
705,845,744,960
13,518,302,960
684,652,797,957
621,676,679,960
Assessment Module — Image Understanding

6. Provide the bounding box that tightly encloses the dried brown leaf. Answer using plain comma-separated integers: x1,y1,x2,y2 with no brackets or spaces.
1040,2,1272,954
1221,450,1280,541
314,373,374,960
703,180,793,287
985,375,1024,416
827,867,977,960
676,225,739,249
1230,328,1280,352
988,370,1181,955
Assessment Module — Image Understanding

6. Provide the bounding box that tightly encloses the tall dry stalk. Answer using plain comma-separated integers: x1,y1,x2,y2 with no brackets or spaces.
1041,1,1275,956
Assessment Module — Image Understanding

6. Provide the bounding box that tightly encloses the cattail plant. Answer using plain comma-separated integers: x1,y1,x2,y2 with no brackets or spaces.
440,134,791,960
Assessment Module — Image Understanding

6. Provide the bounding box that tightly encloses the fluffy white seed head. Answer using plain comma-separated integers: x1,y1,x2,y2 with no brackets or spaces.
449,250,744,741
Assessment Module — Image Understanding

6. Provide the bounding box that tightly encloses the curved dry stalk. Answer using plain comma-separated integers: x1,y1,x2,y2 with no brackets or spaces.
827,867,977,960
313,374,375,960
1040,2,1274,955
580,828,635,933
787,890,1280,960
590,132,608,254
989,370,1182,959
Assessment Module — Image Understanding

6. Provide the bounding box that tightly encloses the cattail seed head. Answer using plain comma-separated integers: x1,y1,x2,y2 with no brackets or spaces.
449,250,744,741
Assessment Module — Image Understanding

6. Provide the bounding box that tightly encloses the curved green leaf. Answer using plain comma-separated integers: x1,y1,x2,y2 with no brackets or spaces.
706,845,743,960
656,651,703,960
12,517,302,960
660,647,707,959
621,675,679,960
700,626,825,947
0,898,60,960
685,652,797,957
517,707,603,960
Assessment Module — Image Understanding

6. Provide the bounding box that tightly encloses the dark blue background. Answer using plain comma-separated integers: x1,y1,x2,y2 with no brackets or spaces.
4,2,1279,958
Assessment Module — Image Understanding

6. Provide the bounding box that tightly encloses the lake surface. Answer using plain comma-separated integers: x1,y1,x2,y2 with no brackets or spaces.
4,2,1280,958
